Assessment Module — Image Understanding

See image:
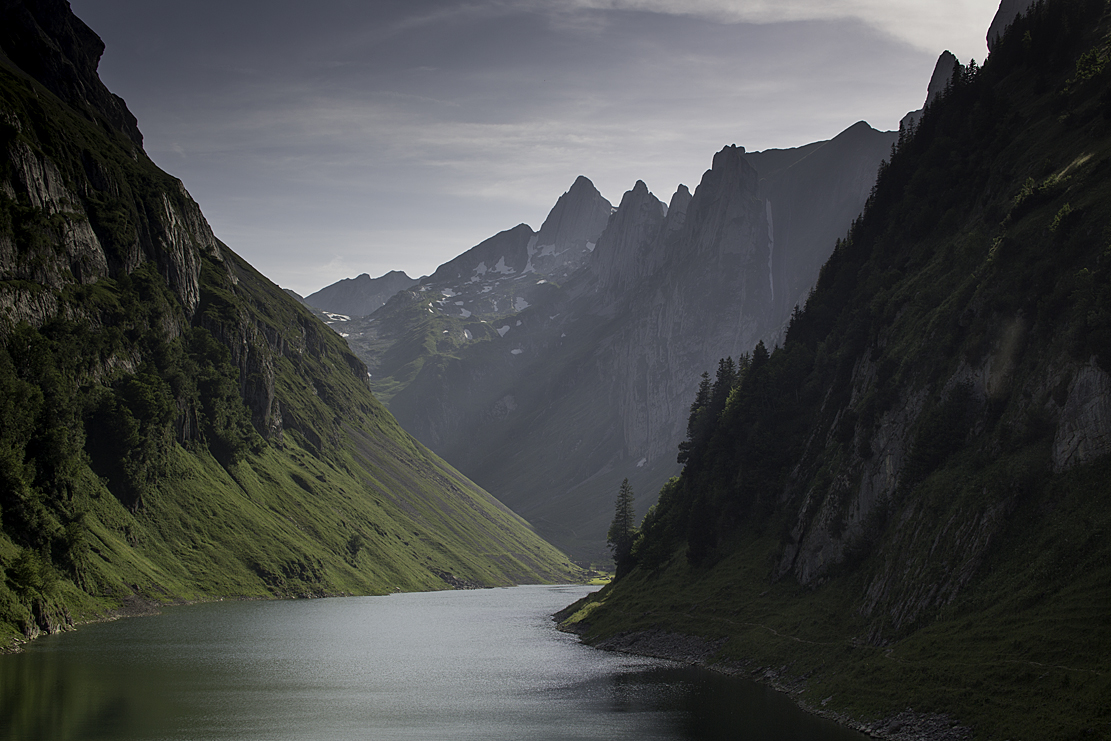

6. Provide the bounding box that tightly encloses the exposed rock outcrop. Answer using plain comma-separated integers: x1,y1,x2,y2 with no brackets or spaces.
1053,360,1111,472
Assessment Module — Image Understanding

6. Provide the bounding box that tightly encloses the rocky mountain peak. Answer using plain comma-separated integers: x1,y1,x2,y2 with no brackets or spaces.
900,50,960,132
591,180,667,294
427,223,535,285
531,175,612,280
926,51,959,106
664,184,692,235
0,0,143,147
711,143,747,172
682,145,764,260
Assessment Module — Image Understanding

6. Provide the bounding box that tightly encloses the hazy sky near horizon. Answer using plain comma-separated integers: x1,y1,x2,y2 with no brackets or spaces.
68,0,1002,296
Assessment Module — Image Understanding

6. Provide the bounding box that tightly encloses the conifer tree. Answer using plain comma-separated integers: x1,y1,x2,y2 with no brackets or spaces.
607,478,637,578
677,372,712,465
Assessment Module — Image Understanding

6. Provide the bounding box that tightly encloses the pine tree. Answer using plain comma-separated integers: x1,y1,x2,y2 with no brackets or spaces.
677,372,712,465
607,478,637,578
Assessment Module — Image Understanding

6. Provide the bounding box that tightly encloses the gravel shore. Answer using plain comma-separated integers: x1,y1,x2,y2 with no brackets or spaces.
589,628,972,741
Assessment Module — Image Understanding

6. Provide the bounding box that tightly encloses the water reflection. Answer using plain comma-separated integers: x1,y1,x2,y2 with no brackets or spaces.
1,586,865,741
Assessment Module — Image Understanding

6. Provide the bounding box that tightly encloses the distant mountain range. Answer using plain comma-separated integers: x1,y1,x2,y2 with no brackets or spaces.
309,121,898,560
303,271,415,319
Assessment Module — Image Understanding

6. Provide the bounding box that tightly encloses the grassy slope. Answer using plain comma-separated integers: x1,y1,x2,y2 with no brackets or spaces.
562,2,1111,739
0,40,578,648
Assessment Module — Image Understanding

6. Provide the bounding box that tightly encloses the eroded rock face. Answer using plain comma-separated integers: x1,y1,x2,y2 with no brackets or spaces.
0,1,220,322
3,140,109,287
1053,361,1111,472
601,148,774,465
0,137,216,322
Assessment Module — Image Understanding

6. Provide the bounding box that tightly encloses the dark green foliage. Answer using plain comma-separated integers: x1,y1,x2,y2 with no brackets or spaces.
183,328,257,466
607,478,637,578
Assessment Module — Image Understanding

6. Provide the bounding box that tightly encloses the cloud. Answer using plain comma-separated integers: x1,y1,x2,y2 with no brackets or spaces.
546,0,999,58
72,0,987,296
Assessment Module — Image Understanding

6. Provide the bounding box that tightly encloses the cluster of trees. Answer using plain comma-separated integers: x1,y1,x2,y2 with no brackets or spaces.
608,341,813,575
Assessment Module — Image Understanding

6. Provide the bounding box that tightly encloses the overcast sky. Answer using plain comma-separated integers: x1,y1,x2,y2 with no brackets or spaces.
67,0,1002,296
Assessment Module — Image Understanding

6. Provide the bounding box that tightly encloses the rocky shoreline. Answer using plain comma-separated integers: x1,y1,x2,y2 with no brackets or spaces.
583,628,972,741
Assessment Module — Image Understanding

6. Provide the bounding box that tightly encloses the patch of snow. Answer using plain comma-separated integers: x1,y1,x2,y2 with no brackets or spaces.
549,314,559,320
585,241,596,252
511,348,523,355
427,308,433,313
493,257,515,275
497,325,511,337
481,286,493,293
460,308,472,318
455,301,464,305
561,333,566,338
463,329,472,340
538,243,557,257
636,457,647,468
514,297,530,311
339,332,350,338
442,330,449,334
442,288,457,298
324,312,350,322
516,319,522,326
474,261,488,276
536,280,548,285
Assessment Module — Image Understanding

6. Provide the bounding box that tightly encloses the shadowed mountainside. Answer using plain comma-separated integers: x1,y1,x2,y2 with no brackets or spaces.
561,1,1111,737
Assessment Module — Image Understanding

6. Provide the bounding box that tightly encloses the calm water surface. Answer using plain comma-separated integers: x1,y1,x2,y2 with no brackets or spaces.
1,585,866,741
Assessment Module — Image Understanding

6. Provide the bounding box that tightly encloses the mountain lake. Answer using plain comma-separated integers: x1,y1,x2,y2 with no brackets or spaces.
1,584,867,740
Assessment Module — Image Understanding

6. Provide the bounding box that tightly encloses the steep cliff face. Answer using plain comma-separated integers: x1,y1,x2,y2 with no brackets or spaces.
600,146,774,468
0,0,577,645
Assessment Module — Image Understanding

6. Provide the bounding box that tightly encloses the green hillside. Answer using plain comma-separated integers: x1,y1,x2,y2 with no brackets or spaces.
0,0,578,649
561,1,1111,738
